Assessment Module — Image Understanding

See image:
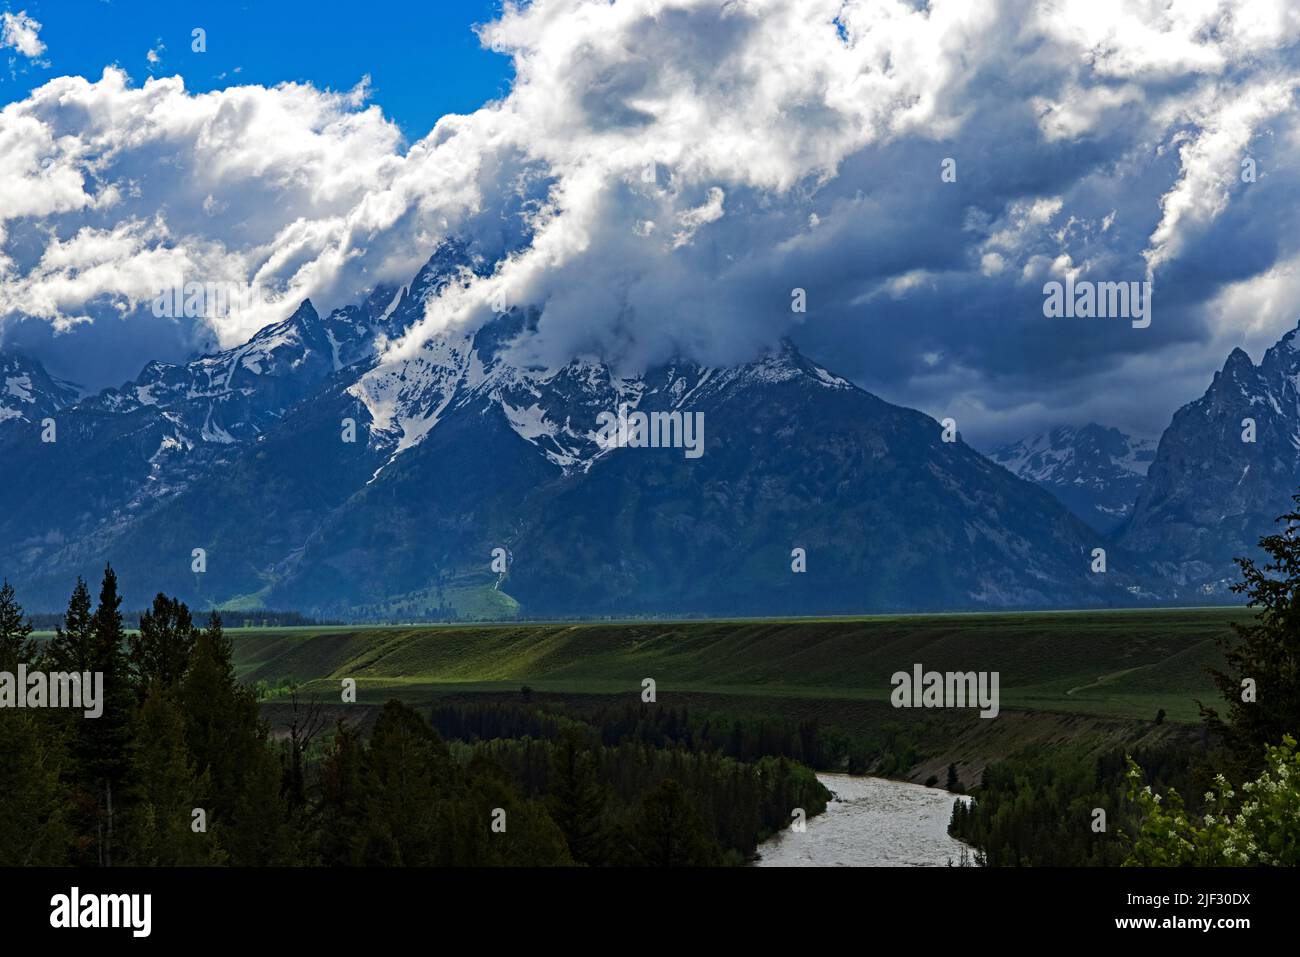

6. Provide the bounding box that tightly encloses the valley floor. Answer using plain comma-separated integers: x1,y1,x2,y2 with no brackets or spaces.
236,607,1232,785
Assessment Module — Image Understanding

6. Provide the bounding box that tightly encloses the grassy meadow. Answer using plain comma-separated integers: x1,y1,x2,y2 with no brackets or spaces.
229,607,1241,723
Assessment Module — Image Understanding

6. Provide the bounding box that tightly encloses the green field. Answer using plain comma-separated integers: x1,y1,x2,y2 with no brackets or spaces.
230,607,1242,723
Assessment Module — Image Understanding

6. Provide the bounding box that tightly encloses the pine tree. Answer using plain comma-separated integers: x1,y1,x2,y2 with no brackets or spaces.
225,744,291,865
1202,490,1300,777
0,710,70,865
42,578,100,865
0,579,36,671
626,777,720,866
129,593,198,696
547,729,610,865
84,565,134,866
179,611,287,864
43,577,94,673
180,613,238,799
358,700,452,865
125,686,224,865
0,581,69,865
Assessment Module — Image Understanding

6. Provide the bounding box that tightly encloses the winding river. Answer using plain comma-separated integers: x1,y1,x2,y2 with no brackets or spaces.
754,773,975,867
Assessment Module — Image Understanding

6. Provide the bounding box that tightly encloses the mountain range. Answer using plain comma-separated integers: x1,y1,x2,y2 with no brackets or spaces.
990,424,1157,534
1117,331,1300,599
0,241,1293,617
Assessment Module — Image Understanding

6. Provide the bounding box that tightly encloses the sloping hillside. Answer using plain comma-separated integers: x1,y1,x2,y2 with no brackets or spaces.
231,609,1237,722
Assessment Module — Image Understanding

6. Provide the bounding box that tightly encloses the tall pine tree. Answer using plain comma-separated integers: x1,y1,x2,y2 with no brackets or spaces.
125,686,224,865
180,611,287,864
1203,490,1300,777
129,593,198,697
0,579,36,670
43,577,93,673
547,729,610,865
0,582,70,865
84,565,134,866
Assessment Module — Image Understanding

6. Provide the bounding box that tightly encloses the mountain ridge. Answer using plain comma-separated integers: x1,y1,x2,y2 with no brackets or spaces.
989,423,1157,534
1118,318,1300,597
0,243,1235,617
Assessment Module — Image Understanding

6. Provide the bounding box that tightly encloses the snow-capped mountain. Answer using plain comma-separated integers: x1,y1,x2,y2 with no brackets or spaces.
0,243,1146,617
1120,321,1300,597
0,352,79,428
89,300,351,444
990,424,1157,533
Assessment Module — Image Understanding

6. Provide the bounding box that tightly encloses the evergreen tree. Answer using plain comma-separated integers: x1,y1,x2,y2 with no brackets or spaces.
547,729,610,865
125,686,224,865
180,612,287,864
84,565,134,866
358,700,452,865
0,582,69,865
129,593,198,696
224,741,291,865
43,578,101,865
0,579,36,670
626,778,720,866
0,710,70,865
43,577,94,673
180,613,240,806
1203,490,1300,777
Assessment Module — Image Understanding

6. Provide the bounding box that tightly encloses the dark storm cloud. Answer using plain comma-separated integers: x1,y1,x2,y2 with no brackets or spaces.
3,0,1299,446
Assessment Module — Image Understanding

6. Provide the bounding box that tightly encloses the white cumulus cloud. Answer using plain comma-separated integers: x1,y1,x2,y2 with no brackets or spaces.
1,10,45,59
2,0,1300,443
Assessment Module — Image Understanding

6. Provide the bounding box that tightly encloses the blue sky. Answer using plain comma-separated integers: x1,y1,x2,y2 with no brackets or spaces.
3,0,1300,447
0,0,513,139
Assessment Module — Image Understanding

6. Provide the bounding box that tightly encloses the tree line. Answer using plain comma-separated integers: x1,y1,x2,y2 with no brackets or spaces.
431,702,830,864
0,568,827,866
949,491,1300,866
22,608,332,631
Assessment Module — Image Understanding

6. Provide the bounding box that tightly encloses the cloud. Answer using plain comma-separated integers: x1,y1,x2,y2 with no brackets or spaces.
0,68,410,354
2,0,1300,447
1,10,45,59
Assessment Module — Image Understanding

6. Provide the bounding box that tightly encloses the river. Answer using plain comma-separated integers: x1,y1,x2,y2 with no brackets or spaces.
753,773,975,867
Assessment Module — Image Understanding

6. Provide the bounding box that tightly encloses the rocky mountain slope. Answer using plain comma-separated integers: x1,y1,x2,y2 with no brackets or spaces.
1119,323,1300,598
990,424,1156,533
0,243,1152,617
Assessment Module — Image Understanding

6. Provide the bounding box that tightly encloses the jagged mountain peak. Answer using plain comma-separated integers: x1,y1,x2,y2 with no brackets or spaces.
378,239,491,336
1258,319,1300,381
349,311,857,479
1225,345,1254,366
990,422,1156,533
0,351,80,426
1219,345,1260,382
1119,318,1300,596
0,240,1142,617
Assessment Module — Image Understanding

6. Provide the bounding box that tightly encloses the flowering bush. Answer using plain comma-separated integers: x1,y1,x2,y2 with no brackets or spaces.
1125,735,1300,866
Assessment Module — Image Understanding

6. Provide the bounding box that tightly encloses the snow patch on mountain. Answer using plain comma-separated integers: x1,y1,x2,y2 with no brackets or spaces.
990,423,1156,533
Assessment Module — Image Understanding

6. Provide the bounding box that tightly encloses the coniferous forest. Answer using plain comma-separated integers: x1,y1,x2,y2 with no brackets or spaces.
948,496,1300,868
0,566,830,867
4,541,1299,868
